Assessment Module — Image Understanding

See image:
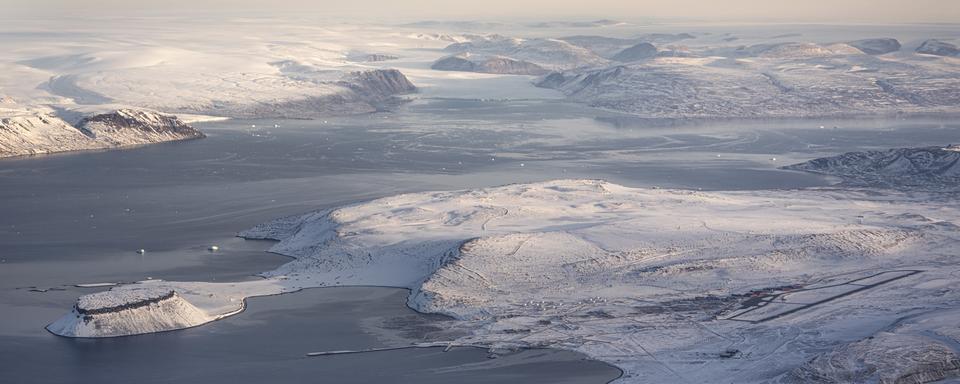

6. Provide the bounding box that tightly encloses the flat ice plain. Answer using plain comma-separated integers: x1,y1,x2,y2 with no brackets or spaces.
2,13,958,384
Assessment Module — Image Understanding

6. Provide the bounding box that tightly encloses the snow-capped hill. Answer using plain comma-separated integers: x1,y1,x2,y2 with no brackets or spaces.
440,35,607,71
916,39,960,57
536,48,960,118
788,310,960,384
559,33,693,58
784,145,960,190
848,38,901,55
76,109,204,145
431,54,550,75
339,69,417,99
611,42,658,62
0,108,203,158
1,112,88,157
51,179,960,381
47,286,212,338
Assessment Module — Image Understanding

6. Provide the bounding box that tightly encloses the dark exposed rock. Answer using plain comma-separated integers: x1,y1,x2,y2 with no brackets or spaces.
76,290,176,316
76,109,204,139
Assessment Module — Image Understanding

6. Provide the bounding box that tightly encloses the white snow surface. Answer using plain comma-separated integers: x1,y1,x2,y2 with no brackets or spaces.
0,107,203,158
51,179,960,383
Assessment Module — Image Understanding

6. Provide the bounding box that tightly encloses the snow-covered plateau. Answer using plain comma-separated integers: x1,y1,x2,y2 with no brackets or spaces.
535,45,960,118
3,19,960,156
50,168,960,383
0,19,427,157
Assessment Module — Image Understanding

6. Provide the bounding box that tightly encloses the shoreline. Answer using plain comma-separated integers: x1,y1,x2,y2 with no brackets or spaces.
4,109,958,161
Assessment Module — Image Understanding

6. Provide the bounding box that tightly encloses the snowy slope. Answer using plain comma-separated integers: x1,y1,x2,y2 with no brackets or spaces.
784,145,960,190
50,179,960,383
535,32,960,118
538,50,960,118
0,107,203,158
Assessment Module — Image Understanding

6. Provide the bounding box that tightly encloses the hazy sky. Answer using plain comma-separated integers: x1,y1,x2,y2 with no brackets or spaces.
6,0,960,23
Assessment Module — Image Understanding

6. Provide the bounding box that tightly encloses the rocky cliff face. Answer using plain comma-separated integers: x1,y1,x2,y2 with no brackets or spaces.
78,109,204,144
0,108,204,158
340,69,417,100
784,145,960,190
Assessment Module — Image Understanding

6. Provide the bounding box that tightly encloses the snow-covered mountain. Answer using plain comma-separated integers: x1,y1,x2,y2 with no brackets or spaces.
536,44,960,118
433,35,608,74
0,108,204,158
784,145,960,190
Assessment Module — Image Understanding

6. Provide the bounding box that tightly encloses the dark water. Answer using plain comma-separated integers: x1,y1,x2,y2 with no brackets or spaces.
0,98,956,383
2,287,619,384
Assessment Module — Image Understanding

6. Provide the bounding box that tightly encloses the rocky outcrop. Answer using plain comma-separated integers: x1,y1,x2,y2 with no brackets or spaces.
916,39,960,57
340,69,417,100
784,145,960,190
77,109,204,145
0,108,204,158
611,42,657,62
848,38,901,55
